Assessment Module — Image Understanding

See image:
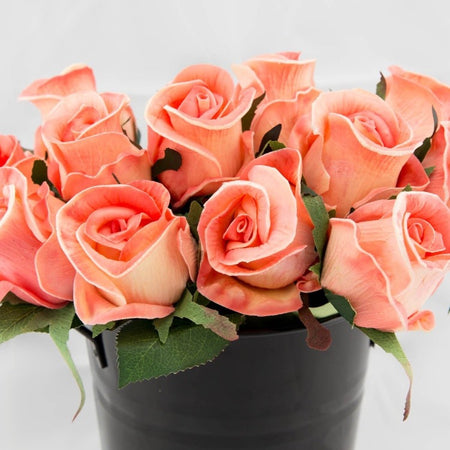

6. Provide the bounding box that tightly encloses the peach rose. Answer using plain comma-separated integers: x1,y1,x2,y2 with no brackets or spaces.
40,91,150,200
0,167,74,308
350,153,430,209
233,52,316,103
56,180,197,324
385,66,450,141
321,191,450,332
302,89,421,216
249,88,320,155
196,148,317,316
19,64,96,119
145,64,256,207
423,122,450,206
0,135,28,167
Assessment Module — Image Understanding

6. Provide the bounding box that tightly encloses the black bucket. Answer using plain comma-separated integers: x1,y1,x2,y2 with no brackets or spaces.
87,316,370,450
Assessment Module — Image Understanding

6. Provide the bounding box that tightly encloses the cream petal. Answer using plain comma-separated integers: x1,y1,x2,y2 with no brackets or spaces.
74,274,173,325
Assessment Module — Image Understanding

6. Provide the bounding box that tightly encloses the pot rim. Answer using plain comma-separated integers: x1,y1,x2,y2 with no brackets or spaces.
238,313,343,339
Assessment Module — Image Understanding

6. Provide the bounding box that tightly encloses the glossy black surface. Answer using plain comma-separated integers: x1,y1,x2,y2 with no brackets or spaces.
88,316,370,450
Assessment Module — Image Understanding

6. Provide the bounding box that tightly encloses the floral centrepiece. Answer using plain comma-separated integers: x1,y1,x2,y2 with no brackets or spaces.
0,54,449,420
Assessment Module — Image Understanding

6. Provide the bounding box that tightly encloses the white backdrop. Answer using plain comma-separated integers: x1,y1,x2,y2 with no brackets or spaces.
0,1,449,449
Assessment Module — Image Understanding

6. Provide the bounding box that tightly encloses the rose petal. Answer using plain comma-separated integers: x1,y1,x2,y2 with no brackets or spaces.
385,71,444,141
197,256,302,316
0,135,27,167
234,52,316,102
0,169,69,307
251,88,320,155
407,310,435,331
74,273,174,324
35,233,75,300
172,64,235,102
321,218,407,331
172,130,255,207
61,150,151,200
19,65,96,118
396,191,450,265
423,122,450,206
305,110,414,215
349,202,414,297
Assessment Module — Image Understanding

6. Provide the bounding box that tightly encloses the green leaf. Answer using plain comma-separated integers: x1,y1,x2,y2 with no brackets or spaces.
30,159,62,200
388,184,413,200
0,301,66,343
431,106,439,135
309,262,321,276
71,314,84,330
376,72,386,100
0,301,85,419
324,289,412,420
192,290,211,306
360,327,413,420
174,291,238,341
424,166,435,177
227,313,246,328
48,305,86,420
323,289,356,324
414,138,432,163
257,124,282,155
302,194,329,275
153,315,174,344
301,180,318,197
151,148,182,177
117,320,229,387
92,321,116,338
186,200,204,241
241,93,265,131
310,302,338,320
1,291,24,305
414,106,439,162
261,140,286,155
31,159,48,185
134,127,142,148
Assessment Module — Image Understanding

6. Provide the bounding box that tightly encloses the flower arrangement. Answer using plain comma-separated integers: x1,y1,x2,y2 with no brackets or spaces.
0,52,448,420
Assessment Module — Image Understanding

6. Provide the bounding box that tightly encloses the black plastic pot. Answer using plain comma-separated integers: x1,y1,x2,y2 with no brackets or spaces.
87,316,370,450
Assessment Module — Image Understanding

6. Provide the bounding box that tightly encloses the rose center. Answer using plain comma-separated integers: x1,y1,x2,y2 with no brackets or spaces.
85,207,154,257
100,213,149,244
223,214,254,243
62,105,102,141
109,218,129,234
178,85,224,119
349,111,395,148
407,217,445,256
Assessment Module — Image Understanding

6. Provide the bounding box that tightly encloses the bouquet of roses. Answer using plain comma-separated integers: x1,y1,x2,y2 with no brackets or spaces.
0,53,448,419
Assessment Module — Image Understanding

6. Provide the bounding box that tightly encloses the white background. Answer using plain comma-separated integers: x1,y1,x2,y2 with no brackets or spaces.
0,1,449,449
